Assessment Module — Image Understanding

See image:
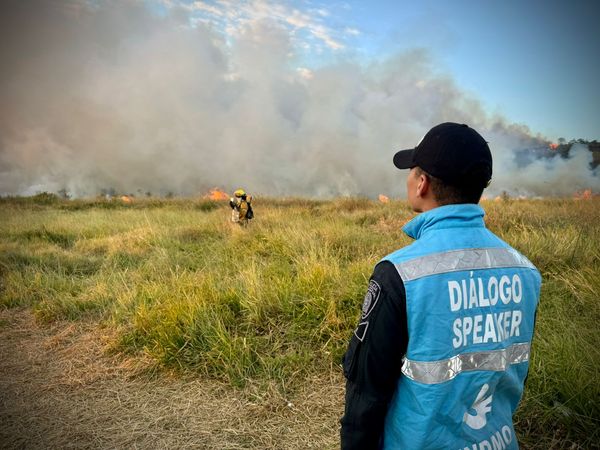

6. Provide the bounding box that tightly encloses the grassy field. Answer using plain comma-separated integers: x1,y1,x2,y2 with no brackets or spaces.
1,194,598,448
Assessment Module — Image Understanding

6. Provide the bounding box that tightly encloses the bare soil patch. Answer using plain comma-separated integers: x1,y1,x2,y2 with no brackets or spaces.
0,309,343,449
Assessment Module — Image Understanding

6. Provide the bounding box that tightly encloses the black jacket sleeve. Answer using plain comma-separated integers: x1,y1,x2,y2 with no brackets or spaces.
340,260,408,450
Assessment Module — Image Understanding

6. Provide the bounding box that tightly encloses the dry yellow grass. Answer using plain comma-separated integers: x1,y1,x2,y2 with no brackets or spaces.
0,308,344,449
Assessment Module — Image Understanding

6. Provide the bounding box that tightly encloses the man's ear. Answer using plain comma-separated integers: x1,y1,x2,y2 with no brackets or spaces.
416,173,430,198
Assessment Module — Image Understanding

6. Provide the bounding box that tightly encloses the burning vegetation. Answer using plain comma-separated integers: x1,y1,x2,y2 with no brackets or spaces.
204,188,230,201
574,189,593,200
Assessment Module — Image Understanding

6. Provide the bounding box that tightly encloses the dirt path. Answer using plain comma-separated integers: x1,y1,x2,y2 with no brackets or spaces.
0,309,343,449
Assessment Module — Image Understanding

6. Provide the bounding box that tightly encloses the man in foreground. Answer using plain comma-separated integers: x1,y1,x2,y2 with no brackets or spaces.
341,123,541,449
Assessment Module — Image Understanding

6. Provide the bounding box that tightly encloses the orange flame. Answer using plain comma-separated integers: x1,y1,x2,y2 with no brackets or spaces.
378,194,389,203
205,187,229,201
549,143,559,150
574,189,592,200
120,195,133,203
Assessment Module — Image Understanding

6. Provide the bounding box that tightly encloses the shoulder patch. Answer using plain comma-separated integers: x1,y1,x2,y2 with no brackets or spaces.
361,280,381,319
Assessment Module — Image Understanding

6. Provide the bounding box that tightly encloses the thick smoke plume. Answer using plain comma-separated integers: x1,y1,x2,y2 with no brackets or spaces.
0,0,597,198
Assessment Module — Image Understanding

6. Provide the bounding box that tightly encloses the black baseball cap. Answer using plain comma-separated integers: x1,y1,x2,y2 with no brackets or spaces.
393,122,492,186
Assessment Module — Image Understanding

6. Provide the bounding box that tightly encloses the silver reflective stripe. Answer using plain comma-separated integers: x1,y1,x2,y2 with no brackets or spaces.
401,342,530,384
394,247,536,282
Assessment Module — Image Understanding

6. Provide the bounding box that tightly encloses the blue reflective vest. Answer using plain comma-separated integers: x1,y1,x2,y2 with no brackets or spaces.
382,204,541,450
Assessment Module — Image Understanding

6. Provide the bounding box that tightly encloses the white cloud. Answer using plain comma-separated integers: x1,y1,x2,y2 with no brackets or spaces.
296,67,314,79
309,24,343,50
313,8,329,17
286,9,311,28
344,27,360,36
166,0,345,51
225,24,239,36
190,16,212,27
190,1,224,16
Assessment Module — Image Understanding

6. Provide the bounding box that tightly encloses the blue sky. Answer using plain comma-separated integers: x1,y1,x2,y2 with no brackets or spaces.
166,0,600,141
352,0,600,142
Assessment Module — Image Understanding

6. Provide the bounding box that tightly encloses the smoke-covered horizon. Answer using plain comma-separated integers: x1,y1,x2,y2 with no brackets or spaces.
1,0,598,199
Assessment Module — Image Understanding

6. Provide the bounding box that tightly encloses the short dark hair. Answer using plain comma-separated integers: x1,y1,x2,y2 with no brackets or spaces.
415,166,486,205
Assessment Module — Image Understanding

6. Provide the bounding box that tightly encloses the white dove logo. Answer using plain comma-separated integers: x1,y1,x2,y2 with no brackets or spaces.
463,384,493,430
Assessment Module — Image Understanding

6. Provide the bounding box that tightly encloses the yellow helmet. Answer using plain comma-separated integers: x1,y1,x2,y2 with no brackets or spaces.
234,189,246,197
